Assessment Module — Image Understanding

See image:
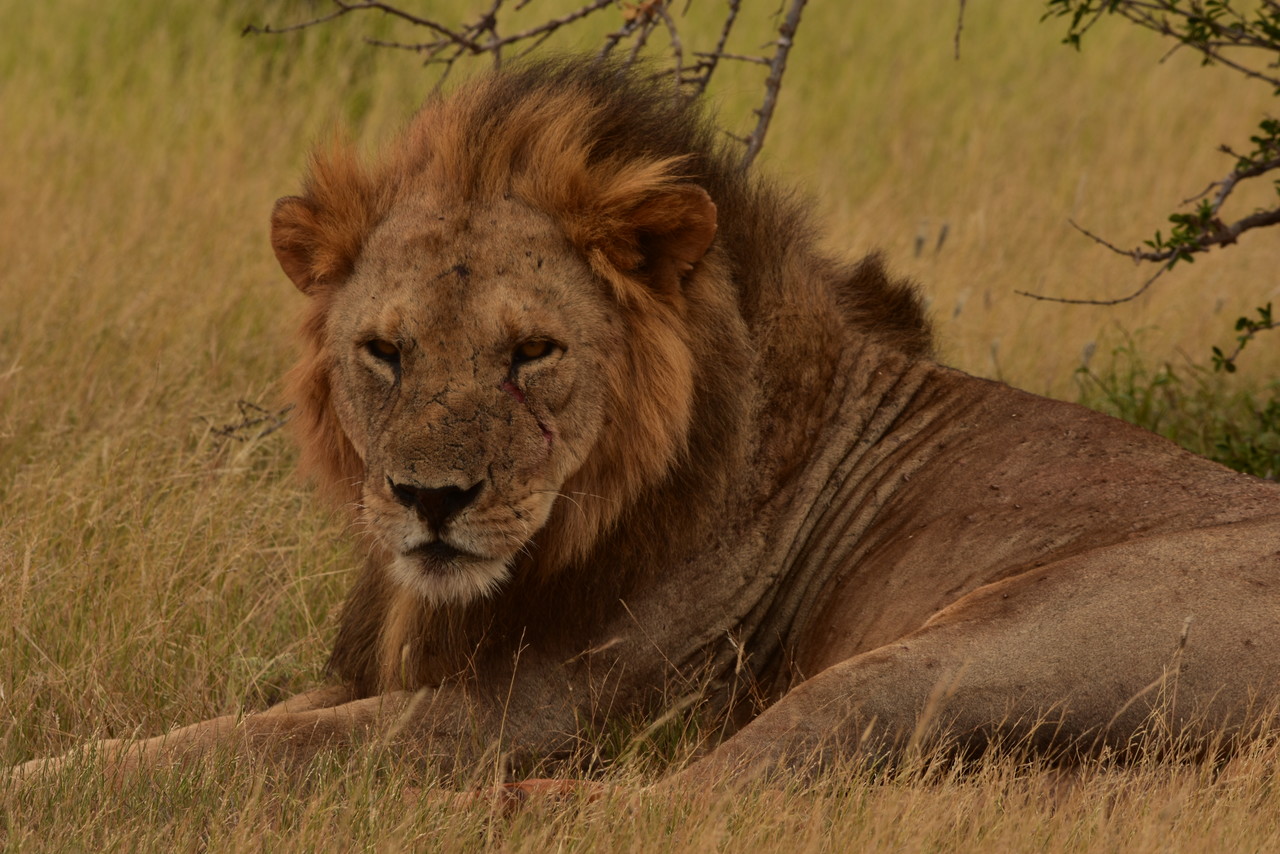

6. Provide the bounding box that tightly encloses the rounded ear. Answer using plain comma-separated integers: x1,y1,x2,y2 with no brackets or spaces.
585,183,717,299
640,184,721,275
628,184,718,294
270,196,322,293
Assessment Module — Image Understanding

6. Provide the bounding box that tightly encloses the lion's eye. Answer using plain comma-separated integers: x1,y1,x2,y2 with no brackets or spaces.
513,339,554,364
365,339,401,366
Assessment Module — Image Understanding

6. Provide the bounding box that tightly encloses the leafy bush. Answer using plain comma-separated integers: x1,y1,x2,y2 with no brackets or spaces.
1075,330,1280,478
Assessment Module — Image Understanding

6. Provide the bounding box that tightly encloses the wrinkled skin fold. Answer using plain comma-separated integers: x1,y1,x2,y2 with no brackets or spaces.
14,59,1280,788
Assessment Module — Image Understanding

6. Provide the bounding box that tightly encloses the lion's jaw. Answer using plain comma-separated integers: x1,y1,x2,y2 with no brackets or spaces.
382,512,551,608
325,198,615,606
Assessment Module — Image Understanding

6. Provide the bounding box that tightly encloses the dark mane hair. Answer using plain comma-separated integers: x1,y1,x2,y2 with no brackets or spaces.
443,59,931,349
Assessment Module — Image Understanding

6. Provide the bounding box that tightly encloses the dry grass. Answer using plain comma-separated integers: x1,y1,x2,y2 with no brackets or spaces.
3,0,1279,849
6,740,1280,851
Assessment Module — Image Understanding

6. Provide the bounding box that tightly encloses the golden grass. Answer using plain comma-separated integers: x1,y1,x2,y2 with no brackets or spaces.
6,742,1280,852
3,1,1279,849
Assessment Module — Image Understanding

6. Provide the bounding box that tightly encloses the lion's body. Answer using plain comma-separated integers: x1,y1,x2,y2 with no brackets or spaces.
17,60,1280,785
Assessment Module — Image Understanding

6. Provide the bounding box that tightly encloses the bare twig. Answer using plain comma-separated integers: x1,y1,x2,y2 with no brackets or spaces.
1016,263,1170,306
205,401,294,443
1018,205,1175,304
656,6,684,89
1067,218,1142,256
625,12,659,65
686,0,742,96
248,0,811,169
1207,153,1280,214
489,0,618,54
242,5,353,37
248,0,619,73
597,6,648,60
740,0,809,171
263,1,485,53
695,50,770,65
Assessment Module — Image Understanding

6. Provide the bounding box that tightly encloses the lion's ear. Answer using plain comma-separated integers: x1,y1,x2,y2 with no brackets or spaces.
271,196,323,293
639,184,718,272
604,184,717,296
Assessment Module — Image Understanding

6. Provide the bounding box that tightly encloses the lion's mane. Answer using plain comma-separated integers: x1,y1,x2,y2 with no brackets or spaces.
277,59,932,694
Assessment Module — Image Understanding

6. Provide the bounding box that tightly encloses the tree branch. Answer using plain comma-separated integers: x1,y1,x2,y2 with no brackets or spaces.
1033,0,1280,366
740,0,809,172
1015,262,1170,306
248,0,810,170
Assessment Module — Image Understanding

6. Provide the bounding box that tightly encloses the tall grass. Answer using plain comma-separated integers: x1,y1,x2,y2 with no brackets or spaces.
3,1,1279,849
7,745,1280,851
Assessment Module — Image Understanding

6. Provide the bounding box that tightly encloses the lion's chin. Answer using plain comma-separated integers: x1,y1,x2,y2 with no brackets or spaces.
388,546,512,607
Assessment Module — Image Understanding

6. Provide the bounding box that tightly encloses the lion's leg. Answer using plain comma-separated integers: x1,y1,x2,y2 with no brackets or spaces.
262,683,358,714
13,692,411,781
665,538,1280,790
661,631,1017,790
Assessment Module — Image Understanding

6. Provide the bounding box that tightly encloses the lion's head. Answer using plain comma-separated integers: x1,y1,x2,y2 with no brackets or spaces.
271,63,728,607
270,61,930,693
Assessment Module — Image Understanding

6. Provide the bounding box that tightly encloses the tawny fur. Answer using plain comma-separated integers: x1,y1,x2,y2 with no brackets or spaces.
16,59,1279,788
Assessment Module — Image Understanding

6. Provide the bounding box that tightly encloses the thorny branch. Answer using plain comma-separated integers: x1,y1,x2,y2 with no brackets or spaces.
741,0,807,171
245,0,809,171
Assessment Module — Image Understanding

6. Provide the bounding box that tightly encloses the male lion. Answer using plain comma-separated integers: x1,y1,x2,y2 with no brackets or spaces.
16,59,1280,788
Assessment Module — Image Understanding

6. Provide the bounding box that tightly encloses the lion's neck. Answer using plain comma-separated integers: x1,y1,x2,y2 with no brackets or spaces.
686,341,945,697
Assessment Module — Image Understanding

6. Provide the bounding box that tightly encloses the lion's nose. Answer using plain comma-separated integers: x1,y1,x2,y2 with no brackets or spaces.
388,478,484,530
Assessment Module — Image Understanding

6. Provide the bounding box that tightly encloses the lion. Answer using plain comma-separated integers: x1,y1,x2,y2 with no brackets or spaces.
15,58,1280,789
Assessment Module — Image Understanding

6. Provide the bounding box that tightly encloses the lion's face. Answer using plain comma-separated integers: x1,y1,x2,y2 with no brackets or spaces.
325,197,615,604
272,89,722,609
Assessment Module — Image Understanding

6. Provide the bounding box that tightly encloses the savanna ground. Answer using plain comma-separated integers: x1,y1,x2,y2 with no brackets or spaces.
2,1,1280,850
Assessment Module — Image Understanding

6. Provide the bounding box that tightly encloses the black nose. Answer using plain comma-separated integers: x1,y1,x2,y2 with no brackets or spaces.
388,478,483,530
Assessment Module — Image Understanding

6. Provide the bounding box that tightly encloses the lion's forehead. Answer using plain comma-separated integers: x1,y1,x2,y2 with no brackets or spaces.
365,195,570,272
347,198,598,343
